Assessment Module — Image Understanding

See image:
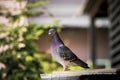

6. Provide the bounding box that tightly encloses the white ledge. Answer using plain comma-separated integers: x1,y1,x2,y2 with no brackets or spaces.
40,68,119,80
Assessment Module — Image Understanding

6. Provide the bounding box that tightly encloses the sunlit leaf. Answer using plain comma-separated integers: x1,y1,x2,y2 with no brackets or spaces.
26,1,48,9
25,56,33,62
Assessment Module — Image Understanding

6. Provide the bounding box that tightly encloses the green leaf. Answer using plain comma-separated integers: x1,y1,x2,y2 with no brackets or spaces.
23,11,44,17
26,1,48,9
25,56,33,62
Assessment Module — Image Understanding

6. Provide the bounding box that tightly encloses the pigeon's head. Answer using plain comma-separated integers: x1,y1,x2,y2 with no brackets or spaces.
48,28,57,36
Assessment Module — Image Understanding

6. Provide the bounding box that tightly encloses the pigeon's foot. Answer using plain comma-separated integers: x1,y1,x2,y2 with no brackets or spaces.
63,68,70,71
63,67,70,71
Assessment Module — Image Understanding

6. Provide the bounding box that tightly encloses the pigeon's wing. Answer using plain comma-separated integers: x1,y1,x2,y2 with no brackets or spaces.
57,45,78,62
57,44,89,68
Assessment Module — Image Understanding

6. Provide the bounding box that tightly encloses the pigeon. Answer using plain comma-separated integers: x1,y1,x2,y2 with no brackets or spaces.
48,28,89,71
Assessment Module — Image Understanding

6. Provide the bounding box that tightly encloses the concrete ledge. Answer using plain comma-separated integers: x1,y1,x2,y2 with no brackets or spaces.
40,68,120,80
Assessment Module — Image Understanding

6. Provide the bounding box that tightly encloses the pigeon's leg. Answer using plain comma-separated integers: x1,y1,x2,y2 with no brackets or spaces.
63,66,70,71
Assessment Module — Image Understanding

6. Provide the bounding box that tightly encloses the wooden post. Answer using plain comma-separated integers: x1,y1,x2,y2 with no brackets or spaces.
89,17,96,68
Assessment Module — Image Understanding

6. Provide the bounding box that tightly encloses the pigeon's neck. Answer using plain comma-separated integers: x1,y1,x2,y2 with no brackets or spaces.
52,33,64,45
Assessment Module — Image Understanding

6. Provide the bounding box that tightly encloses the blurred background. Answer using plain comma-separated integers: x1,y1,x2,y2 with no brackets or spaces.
0,0,120,80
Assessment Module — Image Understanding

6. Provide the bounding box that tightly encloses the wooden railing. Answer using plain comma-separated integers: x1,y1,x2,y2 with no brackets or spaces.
40,68,120,80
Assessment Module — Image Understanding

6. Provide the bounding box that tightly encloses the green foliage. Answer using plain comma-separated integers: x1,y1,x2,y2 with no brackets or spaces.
0,24,61,80
0,24,44,80
0,0,61,80
26,0,48,9
40,55,62,73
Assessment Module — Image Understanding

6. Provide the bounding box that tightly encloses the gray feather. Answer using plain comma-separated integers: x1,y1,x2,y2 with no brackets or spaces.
57,44,89,68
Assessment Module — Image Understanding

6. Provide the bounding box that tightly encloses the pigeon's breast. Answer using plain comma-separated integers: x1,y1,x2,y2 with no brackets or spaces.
50,44,65,65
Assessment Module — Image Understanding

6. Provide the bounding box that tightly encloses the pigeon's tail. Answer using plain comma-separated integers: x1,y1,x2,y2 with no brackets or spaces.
73,59,89,68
